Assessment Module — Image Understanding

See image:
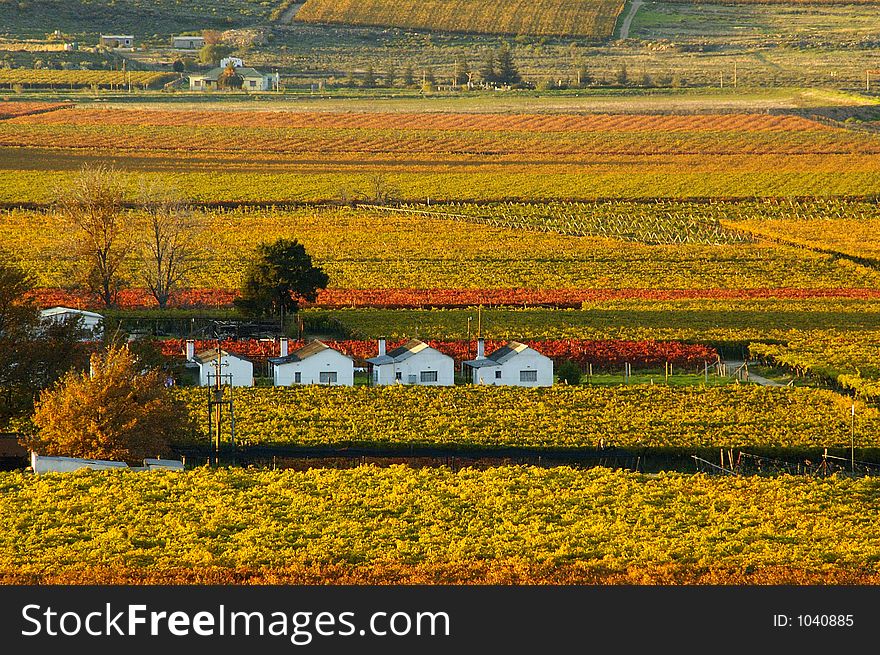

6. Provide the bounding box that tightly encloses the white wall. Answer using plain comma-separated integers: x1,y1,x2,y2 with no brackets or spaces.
274,349,354,386
199,355,254,387
373,349,454,386
471,350,554,387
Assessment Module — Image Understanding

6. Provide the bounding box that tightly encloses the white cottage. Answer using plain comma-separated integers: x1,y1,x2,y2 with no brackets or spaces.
367,339,454,386
189,64,279,91
464,340,554,387
186,342,254,387
39,306,104,339
269,339,354,386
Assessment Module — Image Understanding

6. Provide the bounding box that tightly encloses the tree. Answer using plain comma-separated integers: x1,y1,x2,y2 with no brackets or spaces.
56,164,132,308
385,61,397,88
495,45,521,86
0,256,90,425
479,50,496,85
423,67,436,86
217,62,243,89
199,42,233,66
361,172,399,204
172,59,185,73
362,65,376,88
137,183,202,309
402,64,415,87
235,239,329,320
29,345,193,462
577,64,592,88
616,63,629,86
453,58,470,87
557,360,582,386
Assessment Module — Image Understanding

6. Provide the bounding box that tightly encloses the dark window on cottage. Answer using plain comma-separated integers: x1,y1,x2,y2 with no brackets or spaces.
520,370,538,382
420,371,438,383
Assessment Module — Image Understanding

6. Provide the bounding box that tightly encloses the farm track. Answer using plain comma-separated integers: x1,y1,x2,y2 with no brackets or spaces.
617,0,643,39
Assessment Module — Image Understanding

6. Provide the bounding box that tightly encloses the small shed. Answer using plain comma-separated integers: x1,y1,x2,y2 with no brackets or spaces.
367,339,454,386
39,306,104,339
464,340,554,387
172,35,205,50
269,340,354,386
189,348,254,387
99,35,134,48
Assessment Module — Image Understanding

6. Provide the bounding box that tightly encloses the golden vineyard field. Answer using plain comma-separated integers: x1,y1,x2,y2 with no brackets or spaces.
295,0,626,38
6,109,875,156
3,467,880,585
0,70,178,89
2,108,880,201
4,206,879,291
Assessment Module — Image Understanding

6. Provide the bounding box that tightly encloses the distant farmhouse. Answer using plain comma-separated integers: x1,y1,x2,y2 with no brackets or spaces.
172,35,205,50
189,59,279,91
464,340,554,387
184,341,254,387
269,339,355,386
99,34,134,49
39,306,104,340
367,339,455,386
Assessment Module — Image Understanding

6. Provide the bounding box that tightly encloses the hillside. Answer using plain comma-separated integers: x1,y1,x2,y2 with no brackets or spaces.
294,0,627,39
0,0,273,37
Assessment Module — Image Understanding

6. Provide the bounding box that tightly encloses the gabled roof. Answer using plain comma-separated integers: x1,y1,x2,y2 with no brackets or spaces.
190,67,267,81
40,306,104,320
367,339,447,365
269,340,352,365
193,349,253,365
464,341,543,368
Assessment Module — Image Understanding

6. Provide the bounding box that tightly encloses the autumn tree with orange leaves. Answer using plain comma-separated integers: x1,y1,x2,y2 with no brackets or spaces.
30,345,194,462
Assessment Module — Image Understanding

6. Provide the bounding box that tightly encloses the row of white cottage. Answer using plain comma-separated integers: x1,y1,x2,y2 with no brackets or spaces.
185,338,554,388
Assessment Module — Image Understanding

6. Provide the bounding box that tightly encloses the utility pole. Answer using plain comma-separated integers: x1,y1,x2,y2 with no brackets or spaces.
851,402,856,473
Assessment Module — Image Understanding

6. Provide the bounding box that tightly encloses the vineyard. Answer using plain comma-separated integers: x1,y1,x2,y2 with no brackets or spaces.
0,102,71,120
316,304,880,344
2,467,880,584
171,385,879,450
1,108,879,201
4,206,879,295
7,109,879,157
751,332,880,400
0,70,178,90
295,0,626,38
364,203,754,245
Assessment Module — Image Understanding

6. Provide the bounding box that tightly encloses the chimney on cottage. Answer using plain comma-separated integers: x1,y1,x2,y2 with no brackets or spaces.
477,338,485,359
280,337,289,358
378,338,386,357
185,339,195,361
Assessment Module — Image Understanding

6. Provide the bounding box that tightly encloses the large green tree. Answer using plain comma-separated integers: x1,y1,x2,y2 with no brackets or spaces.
495,45,521,86
235,239,329,320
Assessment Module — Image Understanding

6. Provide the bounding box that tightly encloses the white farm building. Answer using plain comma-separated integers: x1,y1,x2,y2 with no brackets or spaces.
269,339,354,386
186,343,254,387
464,340,554,387
367,339,454,386
39,306,104,339
189,65,279,91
